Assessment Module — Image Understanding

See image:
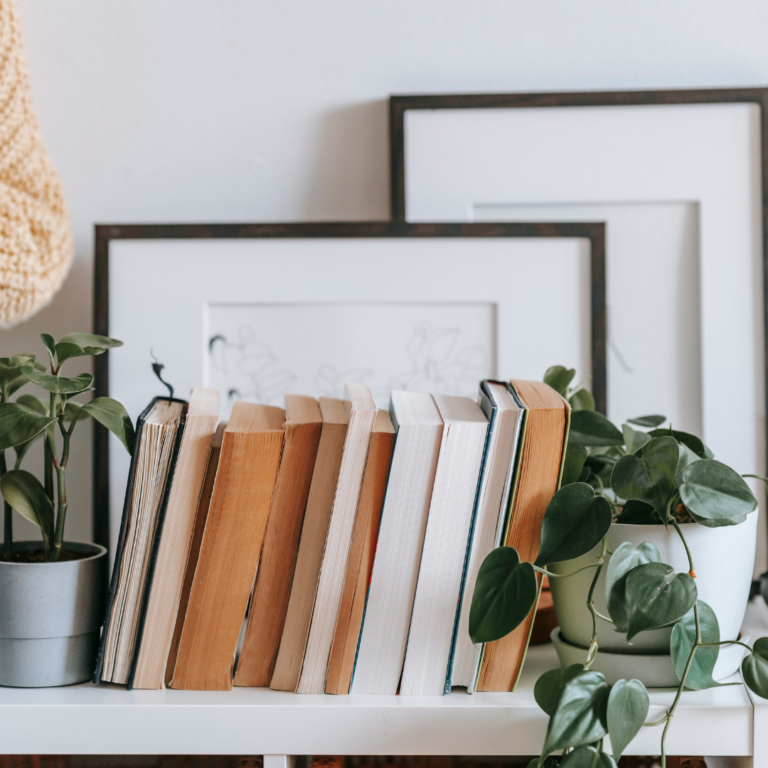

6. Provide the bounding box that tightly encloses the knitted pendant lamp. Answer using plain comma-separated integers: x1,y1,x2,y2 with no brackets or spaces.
0,0,73,327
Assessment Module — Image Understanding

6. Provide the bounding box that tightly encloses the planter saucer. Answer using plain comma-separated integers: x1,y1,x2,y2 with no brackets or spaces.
550,628,749,688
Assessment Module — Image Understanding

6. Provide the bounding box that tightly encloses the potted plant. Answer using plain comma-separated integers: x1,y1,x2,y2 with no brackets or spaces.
0,333,133,687
470,365,768,768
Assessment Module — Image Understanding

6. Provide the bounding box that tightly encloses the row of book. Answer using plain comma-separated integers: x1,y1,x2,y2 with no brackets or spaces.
95,378,570,694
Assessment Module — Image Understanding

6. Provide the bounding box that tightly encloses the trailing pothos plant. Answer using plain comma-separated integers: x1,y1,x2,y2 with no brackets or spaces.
469,365,768,768
0,333,134,562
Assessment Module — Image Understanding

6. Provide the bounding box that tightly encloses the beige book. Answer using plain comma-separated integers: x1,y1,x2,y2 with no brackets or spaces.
234,395,323,687
130,388,220,689
270,397,350,692
169,403,285,691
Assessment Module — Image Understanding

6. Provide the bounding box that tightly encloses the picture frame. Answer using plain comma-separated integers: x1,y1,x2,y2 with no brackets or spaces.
92,221,605,553
389,88,768,570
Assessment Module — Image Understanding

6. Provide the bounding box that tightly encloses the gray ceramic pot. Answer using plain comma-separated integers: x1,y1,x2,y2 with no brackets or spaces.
0,541,107,687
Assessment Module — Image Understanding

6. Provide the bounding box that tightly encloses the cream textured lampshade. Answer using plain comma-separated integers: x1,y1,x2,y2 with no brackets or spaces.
0,0,73,327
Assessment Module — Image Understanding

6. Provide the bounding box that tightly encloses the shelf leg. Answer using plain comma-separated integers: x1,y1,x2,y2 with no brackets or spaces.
265,755,296,768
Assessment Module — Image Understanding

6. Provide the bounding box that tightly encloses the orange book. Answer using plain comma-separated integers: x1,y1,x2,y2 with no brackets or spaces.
325,409,396,695
234,395,323,687
169,403,285,691
474,379,569,692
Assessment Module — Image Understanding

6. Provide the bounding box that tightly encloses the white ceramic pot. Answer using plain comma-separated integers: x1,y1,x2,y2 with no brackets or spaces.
549,512,757,674
0,541,107,687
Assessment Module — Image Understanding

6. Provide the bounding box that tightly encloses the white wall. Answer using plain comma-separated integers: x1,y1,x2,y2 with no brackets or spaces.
3,0,768,543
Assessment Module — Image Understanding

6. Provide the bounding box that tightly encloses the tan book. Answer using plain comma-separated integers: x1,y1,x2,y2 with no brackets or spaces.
270,397,350,691
325,409,396,695
474,379,570,692
296,383,378,694
169,403,285,691
130,388,220,690
165,421,226,687
234,395,323,687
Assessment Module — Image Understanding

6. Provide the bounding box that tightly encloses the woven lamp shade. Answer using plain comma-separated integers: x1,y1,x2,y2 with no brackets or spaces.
0,0,73,327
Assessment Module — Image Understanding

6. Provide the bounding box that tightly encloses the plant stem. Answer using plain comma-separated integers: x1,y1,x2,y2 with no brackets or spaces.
51,465,67,563
669,517,696,576
583,537,608,670
44,392,56,502
534,560,604,579
0,450,9,561
700,640,753,652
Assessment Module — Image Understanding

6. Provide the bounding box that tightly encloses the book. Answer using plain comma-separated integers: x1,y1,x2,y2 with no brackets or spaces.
474,379,570,692
445,381,525,691
270,397,350,692
129,387,220,690
95,396,186,685
325,408,396,695
399,394,489,696
169,403,285,691
234,395,323,687
296,383,378,694
350,391,443,695
165,421,226,686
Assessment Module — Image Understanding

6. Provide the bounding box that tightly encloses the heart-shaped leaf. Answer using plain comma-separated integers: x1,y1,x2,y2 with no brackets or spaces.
607,679,649,759
676,459,757,526
535,483,612,566
742,637,768,698
57,332,123,351
611,436,679,514
676,443,701,480
0,469,54,552
613,500,659,525
628,414,666,428
80,397,135,454
649,427,713,459
559,748,617,768
671,600,721,690
0,402,57,451
469,546,538,643
534,664,584,715
544,365,576,396
541,669,609,758
569,411,624,448
605,541,662,632
561,444,588,487
569,389,596,412
622,424,651,455
21,367,93,395
625,562,697,641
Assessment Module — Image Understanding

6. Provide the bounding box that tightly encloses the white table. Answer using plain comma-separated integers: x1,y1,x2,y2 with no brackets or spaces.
1,604,766,766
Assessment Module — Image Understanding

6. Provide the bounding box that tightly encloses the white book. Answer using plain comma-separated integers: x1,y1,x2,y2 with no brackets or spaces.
350,391,443,695
296,382,378,694
446,381,525,692
400,394,489,696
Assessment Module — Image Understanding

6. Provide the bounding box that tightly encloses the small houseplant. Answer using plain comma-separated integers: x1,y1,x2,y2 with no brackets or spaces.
0,332,133,687
470,366,768,767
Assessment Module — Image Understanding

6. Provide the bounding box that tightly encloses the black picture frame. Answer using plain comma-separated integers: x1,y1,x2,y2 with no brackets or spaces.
93,221,606,551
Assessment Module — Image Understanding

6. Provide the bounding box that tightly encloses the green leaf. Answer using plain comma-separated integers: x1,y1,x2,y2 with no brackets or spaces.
671,600,721,690
569,411,624,448
622,424,651,455
611,436,679,514
569,388,596,412
559,748,617,768
561,444,588,486
535,483,612,566
54,342,107,366
57,333,123,351
541,670,610,758
649,427,712,459
613,500,660,525
63,400,91,425
606,679,648,760
676,459,757,527
40,333,56,363
14,394,46,415
469,546,538,643
21,366,93,395
676,443,701,479
0,355,35,393
544,365,576,396
742,637,768,698
80,397,134,454
0,469,54,550
625,562,697,641
627,414,666,428
0,402,57,451
605,541,662,632
584,452,619,482
534,664,584,716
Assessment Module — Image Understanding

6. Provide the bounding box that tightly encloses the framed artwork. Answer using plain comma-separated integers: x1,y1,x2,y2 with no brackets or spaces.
93,221,606,554
389,88,768,571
